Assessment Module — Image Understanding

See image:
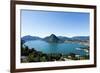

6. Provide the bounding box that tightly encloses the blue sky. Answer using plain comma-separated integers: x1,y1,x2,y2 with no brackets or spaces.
21,10,90,37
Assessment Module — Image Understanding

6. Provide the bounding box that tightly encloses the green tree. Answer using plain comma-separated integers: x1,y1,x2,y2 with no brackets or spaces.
28,53,35,62
40,56,47,62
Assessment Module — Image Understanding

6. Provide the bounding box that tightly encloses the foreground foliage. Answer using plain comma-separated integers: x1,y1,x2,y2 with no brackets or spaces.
21,45,89,63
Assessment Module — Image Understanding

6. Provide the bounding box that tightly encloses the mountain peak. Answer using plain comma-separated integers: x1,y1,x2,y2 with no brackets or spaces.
50,34,57,38
44,34,62,43
50,34,56,36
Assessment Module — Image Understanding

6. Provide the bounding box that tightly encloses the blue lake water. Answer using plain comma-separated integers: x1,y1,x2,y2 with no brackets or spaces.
24,40,88,56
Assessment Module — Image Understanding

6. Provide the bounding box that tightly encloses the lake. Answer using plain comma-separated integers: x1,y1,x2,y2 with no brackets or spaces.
23,40,88,56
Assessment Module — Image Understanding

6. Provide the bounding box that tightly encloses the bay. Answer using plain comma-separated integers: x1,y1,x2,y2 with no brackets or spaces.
24,40,88,56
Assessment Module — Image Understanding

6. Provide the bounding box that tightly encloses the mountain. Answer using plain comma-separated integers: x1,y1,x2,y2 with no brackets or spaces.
44,34,63,43
71,36,89,41
21,35,42,43
58,36,71,41
21,35,89,44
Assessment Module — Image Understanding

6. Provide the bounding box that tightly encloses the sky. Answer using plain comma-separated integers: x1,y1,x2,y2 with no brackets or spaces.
21,10,90,38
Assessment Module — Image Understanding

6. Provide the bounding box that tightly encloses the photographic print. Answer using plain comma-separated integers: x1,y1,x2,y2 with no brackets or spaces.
11,0,96,72
21,10,90,63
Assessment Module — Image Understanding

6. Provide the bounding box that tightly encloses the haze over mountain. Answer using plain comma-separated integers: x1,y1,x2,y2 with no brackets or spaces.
71,36,89,41
21,35,42,43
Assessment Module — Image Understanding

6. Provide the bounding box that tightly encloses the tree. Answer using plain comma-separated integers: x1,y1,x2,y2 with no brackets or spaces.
28,53,35,62
40,56,47,62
